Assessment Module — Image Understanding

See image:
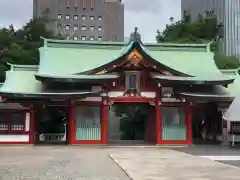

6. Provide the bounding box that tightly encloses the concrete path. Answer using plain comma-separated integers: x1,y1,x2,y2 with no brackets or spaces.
0,146,131,180
173,145,240,168
110,148,240,180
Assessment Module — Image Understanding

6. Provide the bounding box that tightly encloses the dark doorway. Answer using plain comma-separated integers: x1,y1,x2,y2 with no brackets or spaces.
192,103,222,144
35,106,69,144
108,103,152,144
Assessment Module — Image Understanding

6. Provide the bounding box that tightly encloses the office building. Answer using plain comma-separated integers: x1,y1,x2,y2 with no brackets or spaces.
33,0,124,41
181,0,240,57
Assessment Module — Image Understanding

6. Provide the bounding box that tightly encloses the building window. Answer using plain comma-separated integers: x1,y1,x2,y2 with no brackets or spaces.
73,25,78,31
73,15,79,20
90,16,95,20
98,16,102,20
90,36,94,41
57,23,62,28
81,36,86,40
98,26,102,32
81,26,87,31
161,107,186,140
73,36,78,40
65,25,70,30
66,15,70,20
57,14,62,19
125,73,138,90
0,112,26,132
66,0,70,8
82,15,86,20
90,0,94,9
75,105,101,141
97,36,102,41
90,26,94,31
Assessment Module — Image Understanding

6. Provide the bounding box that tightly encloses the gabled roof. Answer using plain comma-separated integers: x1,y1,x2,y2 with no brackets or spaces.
37,39,133,76
36,37,231,84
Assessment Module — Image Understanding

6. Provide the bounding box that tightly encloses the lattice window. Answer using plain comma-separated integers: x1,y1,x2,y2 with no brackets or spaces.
0,112,25,132
125,72,139,90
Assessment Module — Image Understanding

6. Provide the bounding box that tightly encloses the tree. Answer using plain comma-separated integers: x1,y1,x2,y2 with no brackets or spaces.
156,11,240,69
0,16,60,82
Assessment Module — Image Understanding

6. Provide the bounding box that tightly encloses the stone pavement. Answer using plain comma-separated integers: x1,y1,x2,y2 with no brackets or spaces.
109,148,240,180
1,146,240,180
0,146,131,180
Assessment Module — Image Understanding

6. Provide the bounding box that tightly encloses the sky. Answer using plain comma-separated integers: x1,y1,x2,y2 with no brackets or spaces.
0,0,181,42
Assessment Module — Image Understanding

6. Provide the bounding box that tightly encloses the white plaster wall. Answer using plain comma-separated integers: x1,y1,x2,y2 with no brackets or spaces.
162,97,182,102
0,135,29,142
108,91,124,97
140,92,156,98
81,97,102,102
108,91,156,98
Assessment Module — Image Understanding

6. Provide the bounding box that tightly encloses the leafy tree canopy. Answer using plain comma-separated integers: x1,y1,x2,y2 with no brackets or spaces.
0,16,60,82
156,10,240,69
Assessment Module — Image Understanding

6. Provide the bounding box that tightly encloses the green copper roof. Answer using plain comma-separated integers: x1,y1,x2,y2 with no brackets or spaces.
180,85,233,100
180,75,240,100
38,41,133,76
37,38,227,82
0,35,234,98
1,70,42,94
140,44,224,78
0,68,99,98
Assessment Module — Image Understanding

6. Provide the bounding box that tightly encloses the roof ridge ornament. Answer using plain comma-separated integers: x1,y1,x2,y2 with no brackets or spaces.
129,27,142,43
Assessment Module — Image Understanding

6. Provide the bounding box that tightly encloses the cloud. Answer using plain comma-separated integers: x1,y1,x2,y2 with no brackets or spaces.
0,0,181,42
124,0,162,13
124,0,181,42
0,0,33,29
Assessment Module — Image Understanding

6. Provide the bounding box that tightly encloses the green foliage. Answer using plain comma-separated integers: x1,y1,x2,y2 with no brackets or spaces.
156,10,239,69
214,53,240,69
0,17,60,82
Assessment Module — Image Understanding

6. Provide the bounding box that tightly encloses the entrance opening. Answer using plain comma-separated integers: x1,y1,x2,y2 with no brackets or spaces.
35,106,69,144
108,103,153,145
192,103,222,144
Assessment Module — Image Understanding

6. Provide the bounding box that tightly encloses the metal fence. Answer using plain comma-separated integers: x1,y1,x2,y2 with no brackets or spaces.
38,133,66,143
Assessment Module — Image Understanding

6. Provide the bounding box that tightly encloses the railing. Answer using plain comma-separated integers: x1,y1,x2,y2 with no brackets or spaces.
39,133,66,142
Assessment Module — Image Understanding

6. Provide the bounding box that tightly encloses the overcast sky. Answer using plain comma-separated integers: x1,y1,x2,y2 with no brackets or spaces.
0,0,181,42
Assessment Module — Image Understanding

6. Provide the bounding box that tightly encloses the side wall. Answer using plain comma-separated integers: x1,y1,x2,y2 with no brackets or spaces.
0,109,32,144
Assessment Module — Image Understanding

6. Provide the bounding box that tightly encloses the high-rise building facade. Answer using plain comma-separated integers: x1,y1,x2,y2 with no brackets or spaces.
33,0,124,42
181,0,240,57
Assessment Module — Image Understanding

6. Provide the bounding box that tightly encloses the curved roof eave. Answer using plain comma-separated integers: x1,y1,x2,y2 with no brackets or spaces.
35,74,119,82
152,74,234,85
6,62,38,71
0,91,99,99
180,92,234,101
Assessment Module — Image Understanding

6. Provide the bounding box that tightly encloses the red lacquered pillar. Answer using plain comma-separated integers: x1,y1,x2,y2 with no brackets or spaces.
101,98,109,144
29,105,36,144
155,90,162,144
68,100,76,145
186,104,193,144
